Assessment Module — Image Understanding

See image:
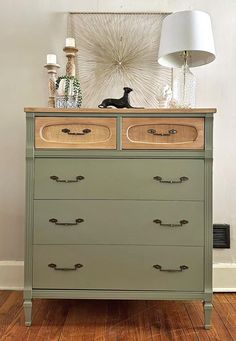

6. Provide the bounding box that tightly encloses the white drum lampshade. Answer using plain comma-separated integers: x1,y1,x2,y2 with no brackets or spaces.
158,10,216,107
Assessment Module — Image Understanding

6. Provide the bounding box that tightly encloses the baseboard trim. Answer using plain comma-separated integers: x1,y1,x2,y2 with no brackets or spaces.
0,261,24,290
0,261,235,292
213,263,236,292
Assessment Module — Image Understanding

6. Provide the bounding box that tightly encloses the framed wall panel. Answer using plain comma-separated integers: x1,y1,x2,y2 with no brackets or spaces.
69,12,172,108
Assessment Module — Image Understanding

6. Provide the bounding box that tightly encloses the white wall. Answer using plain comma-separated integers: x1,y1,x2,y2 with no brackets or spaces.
0,0,235,263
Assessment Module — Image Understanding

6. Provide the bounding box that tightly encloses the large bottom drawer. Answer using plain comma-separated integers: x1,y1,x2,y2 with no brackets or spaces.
33,245,204,291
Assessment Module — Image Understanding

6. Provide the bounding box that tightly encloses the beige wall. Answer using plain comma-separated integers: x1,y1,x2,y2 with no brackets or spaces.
0,0,235,262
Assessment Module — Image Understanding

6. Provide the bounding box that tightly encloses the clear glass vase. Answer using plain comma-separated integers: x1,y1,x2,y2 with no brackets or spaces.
172,65,196,108
56,96,78,108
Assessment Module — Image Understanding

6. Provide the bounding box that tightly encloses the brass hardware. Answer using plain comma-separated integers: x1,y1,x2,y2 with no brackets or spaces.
62,128,91,135
50,175,84,183
153,219,188,227
48,263,83,271
147,128,177,136
153,264,189,272
153,176,189,184
49,218,84,226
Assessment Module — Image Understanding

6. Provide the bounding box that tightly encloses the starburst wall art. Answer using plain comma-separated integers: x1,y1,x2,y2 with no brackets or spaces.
69,12,172,108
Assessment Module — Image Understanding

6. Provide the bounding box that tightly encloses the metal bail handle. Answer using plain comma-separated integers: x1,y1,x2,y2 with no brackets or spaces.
153,176,189,184
49,218,84,226
48,263,83,271
153,264,189,272
62,128,91,136
153,219,189,227
147,128,177,136
50,175,84,183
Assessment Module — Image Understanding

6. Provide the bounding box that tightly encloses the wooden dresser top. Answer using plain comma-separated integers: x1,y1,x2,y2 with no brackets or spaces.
24,107,217,114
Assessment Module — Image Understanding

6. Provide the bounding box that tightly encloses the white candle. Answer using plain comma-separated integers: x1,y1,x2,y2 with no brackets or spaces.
65,37,75,48
47,54,57,64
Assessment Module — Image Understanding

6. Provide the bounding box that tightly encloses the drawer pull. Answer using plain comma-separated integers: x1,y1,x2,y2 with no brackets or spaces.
153,176,189,184
147,128,177,136
50,175,84,183
49,218,84,226
48,263,83,271
153,264,189,272
153,219,188,227
61,128,91,136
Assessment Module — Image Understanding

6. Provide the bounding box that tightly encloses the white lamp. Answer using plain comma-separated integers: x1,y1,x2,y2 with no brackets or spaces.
158,10,216,107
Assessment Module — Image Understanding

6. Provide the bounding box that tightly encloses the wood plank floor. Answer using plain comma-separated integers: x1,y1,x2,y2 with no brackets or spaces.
0,292,235,341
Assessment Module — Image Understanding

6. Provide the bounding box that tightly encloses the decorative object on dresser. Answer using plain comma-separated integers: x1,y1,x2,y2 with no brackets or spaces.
44,54,60,108
24,107,216,330
55,37,82,108
158,10,216,108
68,12,173,108
98,87,138,109
156,85,172,108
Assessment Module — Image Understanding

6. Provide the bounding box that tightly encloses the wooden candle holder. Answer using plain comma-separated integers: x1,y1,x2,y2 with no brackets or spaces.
44,63,60,108
63,46,78,77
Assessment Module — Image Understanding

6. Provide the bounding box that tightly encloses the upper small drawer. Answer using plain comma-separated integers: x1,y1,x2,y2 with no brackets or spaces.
35,117,116,149
122,118,204,149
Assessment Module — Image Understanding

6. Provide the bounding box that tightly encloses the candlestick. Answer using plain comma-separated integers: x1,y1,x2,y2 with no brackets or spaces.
55,42,82,108
46,54,57,64
65,37,76,48
44,61,60,108
63,45,78,77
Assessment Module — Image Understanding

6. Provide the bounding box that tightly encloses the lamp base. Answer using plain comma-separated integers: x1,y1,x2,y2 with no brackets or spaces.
172,65,196,108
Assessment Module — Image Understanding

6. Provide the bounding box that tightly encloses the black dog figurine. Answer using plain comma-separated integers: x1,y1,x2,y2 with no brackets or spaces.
98,87,135,109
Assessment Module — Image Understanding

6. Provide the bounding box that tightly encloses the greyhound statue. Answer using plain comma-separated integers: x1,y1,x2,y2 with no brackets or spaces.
98,87,137,109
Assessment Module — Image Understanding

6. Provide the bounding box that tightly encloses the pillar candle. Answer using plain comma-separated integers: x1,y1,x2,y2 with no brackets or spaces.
46,54,57,64
65,37,76,48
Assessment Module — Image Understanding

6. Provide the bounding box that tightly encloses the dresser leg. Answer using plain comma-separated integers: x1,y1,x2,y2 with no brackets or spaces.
24,299,32,326
203,301,212,329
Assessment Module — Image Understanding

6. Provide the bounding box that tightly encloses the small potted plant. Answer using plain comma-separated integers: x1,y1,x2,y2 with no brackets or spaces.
56,75,82,108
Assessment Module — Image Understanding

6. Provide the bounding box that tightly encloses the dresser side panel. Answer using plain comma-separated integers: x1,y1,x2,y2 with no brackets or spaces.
24,113,34,300
204,116,214,297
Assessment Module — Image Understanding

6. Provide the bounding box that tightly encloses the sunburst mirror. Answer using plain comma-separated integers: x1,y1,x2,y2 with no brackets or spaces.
69,12,172,108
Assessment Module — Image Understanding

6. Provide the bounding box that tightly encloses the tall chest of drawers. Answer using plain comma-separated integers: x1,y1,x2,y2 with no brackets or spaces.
24,107,216,328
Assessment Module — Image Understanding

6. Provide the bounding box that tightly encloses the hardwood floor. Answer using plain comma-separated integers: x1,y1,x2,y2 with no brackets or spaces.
0,292,235,340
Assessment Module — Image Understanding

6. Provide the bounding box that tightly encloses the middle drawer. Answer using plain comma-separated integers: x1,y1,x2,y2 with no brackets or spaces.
34,159,204,200
34,200,204,246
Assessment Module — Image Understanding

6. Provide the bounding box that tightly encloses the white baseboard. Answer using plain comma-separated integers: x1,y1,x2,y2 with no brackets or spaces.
0,261,24,290
0,261,235,292
213,263,236,292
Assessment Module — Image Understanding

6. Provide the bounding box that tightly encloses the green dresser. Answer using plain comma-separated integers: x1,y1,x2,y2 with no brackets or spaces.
24,107,216,329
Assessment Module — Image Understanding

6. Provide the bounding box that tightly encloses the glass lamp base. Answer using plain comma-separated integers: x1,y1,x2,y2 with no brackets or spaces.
172,65,196,108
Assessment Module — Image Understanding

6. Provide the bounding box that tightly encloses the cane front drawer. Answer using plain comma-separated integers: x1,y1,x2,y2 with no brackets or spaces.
34,158,204,200
33,245,204,291
35,117,116,149
122,118,204,149
34,200,204,246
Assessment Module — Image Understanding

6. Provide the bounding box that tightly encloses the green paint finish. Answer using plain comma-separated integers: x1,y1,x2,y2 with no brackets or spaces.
32,289,211,301
33,245,204,291
24,110,215,328
34,159,204,200
24,114,34,326
204,302,213,329
34,200,204,246
35,149,209,159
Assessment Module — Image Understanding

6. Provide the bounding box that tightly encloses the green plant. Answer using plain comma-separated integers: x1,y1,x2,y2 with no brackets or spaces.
56,75,82,107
